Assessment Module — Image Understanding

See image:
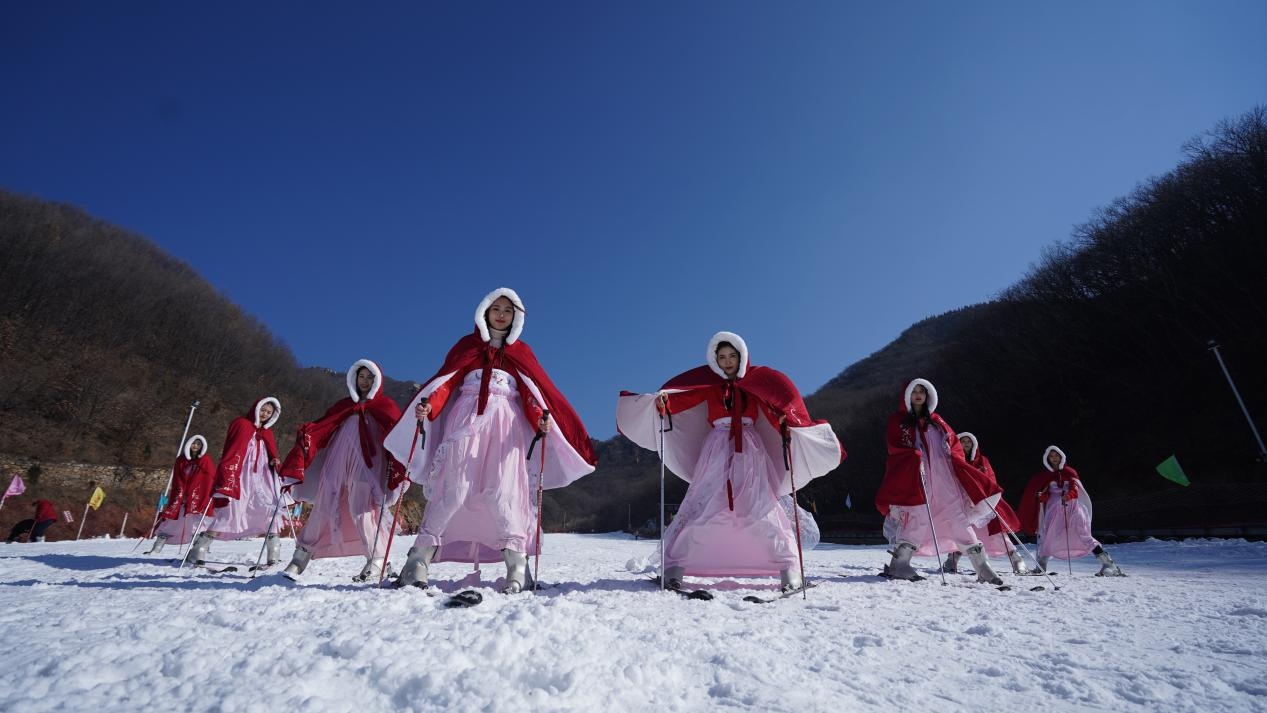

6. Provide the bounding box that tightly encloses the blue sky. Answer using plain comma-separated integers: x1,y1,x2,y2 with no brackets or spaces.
3,2,1265,436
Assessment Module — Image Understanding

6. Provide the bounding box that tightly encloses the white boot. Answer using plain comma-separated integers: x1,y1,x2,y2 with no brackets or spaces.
265,534,281,566
145,534,169,555
393,545,437,588
965,544,1003,585
663,565,686,591
1035,556,1050,574
883,543,922,581
501,549,529,594
354,557,391,583
185,532,214,566
1008,549,1029,575
1094,548,1124,577
780,567,803,593
282,547,312,581
941,551,962,573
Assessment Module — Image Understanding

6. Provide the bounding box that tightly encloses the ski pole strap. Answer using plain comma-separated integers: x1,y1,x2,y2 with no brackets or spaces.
662,411,673,432
726,480,735,511
526,410,550,461
780,422,791,470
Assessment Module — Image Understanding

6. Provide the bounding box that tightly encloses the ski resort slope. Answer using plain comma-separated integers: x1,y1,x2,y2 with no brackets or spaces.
1,535,1264,713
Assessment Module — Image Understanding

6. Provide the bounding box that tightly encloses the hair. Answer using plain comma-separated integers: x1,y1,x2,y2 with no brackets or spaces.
714,341,737,355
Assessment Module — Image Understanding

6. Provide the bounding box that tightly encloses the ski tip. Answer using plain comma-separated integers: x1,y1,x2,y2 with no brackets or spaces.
444,590,483,608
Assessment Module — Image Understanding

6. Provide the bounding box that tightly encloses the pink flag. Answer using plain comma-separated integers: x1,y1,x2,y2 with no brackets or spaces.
63,510,74,523
3,474,24,499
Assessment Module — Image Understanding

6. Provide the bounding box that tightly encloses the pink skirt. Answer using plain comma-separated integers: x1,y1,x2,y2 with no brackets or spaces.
297,418,393,559
884,443,981,557
208,440,284,539
155,513,203,545
1037,495,1099,559
662,419,798,578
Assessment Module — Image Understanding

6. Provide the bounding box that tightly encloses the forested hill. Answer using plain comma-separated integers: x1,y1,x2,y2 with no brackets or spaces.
559,107,1267,534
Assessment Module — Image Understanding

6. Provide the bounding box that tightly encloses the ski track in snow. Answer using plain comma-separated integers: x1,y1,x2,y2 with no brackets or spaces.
2,535,1266,712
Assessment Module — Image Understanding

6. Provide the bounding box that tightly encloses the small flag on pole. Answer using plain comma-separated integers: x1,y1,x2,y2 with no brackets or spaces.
845,494,853,510
4,474,25,499
88,486,106,510
1156,455,1191,486
64,510,74,523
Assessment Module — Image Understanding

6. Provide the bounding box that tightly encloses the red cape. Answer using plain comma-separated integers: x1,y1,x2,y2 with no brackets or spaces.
160,455,217,520
403,330,596,467
875,410,1000,516
214,399,279,501
280,393,406,489
1018,466,1081,534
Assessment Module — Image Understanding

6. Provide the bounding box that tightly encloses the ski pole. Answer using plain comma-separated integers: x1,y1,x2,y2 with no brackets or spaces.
177,499,213,572
527,410,550,592
657,406,672,591
250,464,286,578
915,459,949,586
782,424,808,599
367,446,390,567
983,499,1059,591
136,400,200,552
378,407,426,586
1061,485,1074,577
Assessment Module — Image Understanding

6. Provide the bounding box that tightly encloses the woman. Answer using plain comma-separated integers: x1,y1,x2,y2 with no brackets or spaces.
1018,446,1123,576
383,288,597,593
147,435,216,554
185,397,284,567
875,379,1005,584
279,360,408,582
940,433,1027,575
5,499,58,543
616,332,844,593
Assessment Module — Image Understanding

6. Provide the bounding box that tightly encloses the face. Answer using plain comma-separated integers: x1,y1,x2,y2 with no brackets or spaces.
356,367,375,395
486,296,515,331
715,345,740,378
958,435,973,454
1047,450,1062,468
189,440,203,457
910,384,927,408
258,402,275,425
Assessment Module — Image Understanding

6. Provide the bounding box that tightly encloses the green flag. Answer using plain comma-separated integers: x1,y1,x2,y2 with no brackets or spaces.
1155,455,1190,486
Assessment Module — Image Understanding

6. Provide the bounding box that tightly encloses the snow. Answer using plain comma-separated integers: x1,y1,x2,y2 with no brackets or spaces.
2,535,1266,712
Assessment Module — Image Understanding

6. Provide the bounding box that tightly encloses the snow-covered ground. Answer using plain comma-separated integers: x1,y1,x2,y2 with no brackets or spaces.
2,535,1265,713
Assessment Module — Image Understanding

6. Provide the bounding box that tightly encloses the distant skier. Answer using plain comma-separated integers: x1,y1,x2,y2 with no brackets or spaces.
146,435,217,555
279,359,408,582
1019,446,1123,576
383,288,597,593
616,332,844,594
185,397,284,567
940,433,1027,575
5,498,58,543
875,379,1006,584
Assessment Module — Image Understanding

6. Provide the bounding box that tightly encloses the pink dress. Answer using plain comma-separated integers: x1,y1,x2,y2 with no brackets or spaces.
208,438,284,539
884,422,984,557
294,416,394,559
1036,481,1099,559
663,417,799,577
412,368,538,562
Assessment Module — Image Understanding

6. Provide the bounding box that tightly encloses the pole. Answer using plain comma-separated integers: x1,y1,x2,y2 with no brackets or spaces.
917,461,949,586
782,427,808,599
533,424,547,592
177,500,213,571
118,512,128,539
658,411,668,591
1061,489,1074,577
136,400,200,551
983,499,1059,591
76,503,90,540
250,465,286,578
378,414,425,586
1208,341,1267,460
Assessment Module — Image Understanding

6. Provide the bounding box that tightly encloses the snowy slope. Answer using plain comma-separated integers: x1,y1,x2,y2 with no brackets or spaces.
2,535,1265,712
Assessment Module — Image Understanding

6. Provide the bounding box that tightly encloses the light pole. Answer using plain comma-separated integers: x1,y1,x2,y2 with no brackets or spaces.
1207,339,1267,462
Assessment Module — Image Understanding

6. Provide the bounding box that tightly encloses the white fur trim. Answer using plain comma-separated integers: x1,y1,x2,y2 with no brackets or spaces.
904,378,938,414
255,397,281,429
346,359,383,403
475,287,526,345
958,432,979,459
707,331,749,379
1043,445,1067,471
183,435,208,460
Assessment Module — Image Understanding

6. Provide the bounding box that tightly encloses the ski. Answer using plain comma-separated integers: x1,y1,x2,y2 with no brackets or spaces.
648,576,713,601
878,566,927,582
742,582,817,604
444,590,483,608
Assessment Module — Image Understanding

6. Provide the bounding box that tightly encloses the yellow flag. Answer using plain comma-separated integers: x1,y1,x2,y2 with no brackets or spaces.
88,486,105,510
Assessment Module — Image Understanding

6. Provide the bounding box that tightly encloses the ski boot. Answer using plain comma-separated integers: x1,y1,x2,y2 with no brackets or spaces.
185,532,214,566
1094,547,1124,577
1007,549,1029,575
780,568,804,594
941,551,962,574
145,534,169,555
264,533,281,567
393,545,437,589
501,548,529,594
282,546,312,581
353,557,393,583
965,544,1003,585
882,543,923,581
1032,556,1050,575
663,565,686,591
